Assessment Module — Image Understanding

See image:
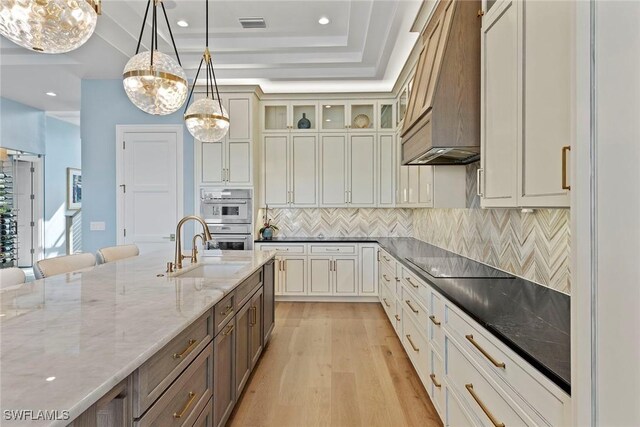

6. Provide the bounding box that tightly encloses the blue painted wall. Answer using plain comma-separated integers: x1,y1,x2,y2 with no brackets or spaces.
80,80,194,254
44,117,81,257
0,97,46,154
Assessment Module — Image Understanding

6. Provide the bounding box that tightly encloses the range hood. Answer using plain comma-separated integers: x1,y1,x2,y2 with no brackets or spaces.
401,0,480,166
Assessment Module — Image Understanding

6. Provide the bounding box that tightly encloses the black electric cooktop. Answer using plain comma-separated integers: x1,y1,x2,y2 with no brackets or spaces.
406,256,515,279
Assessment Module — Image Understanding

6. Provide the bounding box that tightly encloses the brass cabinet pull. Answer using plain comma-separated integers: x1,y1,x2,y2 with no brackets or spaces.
251,306,257,326
173,391,197,419
406,277,419,289
405,300,419,314
172,339,197,360
429,315,441,326
395,314,401,321
406,334,419,352
383,298,391,308
430,373,442,388
283,260,287,272
465,334,506,368
465,384,505,427
223,324,234,336
382,274,391,282
477,9,485,17
383,255,391,262
221,304,233,317
377,250,380,262
562,146,571,190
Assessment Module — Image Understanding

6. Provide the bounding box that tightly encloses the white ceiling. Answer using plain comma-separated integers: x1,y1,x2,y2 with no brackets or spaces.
0,0,422,113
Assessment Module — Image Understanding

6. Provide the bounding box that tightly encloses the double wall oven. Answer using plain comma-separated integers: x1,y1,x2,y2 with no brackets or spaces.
200,188,253,250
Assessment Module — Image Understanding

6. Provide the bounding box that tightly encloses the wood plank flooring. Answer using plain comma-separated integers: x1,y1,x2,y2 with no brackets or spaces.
228,302,442,427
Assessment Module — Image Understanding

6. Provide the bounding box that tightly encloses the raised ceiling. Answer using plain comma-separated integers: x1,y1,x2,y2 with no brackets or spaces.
0,0,422,113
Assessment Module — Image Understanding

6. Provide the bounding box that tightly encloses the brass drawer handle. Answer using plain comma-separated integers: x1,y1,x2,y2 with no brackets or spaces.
406,334,419,352
465,334,506,368
406,277,419,289
395,314,401,321
429,373,441,388
223,324,234,336
382,274,391,282
562,145,571,190
405,300,419,314
172,339,197,360
383,298,391,308
465,384,505,427
383,255,391,262
429,315,441,326
221,304,233,317
173,391,197,419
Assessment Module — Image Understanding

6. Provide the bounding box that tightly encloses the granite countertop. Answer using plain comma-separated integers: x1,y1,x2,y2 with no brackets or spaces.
255,236,571,394
0,250,275,427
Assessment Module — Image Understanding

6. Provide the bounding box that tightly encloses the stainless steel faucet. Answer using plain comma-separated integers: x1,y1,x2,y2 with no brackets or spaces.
173,215,213,270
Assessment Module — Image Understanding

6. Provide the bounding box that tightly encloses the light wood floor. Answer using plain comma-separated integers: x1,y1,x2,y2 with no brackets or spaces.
228,302,443,427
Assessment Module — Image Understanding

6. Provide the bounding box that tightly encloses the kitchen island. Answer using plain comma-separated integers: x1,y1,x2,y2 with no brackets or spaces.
0,250,275,427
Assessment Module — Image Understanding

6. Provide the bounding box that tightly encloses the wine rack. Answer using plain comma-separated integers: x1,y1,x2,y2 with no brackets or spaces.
0,159,17,268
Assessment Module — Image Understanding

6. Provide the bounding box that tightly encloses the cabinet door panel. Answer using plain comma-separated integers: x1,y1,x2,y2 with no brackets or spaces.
264,135,289,206
282,258,306,295
320,134,348,206
235,303,251,397
309,257,332,295
263,261,275,343
520,0,571,206
249,288,263,369
201,141,225,184
228,141,251,185
291,135,317,206
481,0,519,207
378,134,395,206
359,245,378,295
408,166,420,204
419,166,434,206
228,98,250,140
213,324,235,427
334,257,357,295
398,166,409,204
349,135,376,206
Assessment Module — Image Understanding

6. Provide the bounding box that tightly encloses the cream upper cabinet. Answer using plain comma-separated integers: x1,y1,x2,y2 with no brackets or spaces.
224,96,251,141
348,134,376,207
262,101,319,132
378,134,396,207
319,134,348,206
480,0,572,208
319,101,376,132
263,134,318,208
378,102,395,131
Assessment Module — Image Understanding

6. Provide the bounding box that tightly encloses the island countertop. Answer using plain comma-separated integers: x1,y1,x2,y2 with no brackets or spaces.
0,250,275,427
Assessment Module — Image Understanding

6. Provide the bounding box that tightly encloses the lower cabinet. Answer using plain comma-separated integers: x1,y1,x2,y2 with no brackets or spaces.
235,299,252,397
308,256,358,295
213,323,235,427
69,380,130,427
194,398,213,427
276,256,306,295
263,259,276,343
249,287,264,369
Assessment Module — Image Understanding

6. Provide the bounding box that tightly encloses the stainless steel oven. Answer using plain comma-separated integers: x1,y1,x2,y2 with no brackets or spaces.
201,189,253,250
200,188,252,224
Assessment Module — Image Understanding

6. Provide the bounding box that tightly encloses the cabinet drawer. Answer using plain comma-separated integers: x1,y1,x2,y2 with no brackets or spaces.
430,348,445,417
379,249,396,272
401,285,430,338
445,305,567,426
256,244,306,254
401,266,430,307
378,264,395,291
309,244,356,255
446,336,532,426
401,308,429,382
429,290,444,356
380,284,395,323
214,293,235,335
135,344,213,427
193,397,213,427
133,311,212,417
234,269,262,310
446,386,478,427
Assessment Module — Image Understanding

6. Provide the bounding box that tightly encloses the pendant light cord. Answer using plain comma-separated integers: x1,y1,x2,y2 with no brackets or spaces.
133,0,183,68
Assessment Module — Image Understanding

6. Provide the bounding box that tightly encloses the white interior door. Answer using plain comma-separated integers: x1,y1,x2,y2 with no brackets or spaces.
120,129,182,254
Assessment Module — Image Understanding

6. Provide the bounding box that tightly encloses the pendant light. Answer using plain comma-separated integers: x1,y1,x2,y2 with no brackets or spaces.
183,0,229,142
122,0,187,116
0,0,101,54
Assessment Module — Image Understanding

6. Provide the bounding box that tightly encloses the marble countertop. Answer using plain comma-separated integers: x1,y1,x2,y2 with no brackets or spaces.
255,236,571,394
0,250,275,427
255,236,380,243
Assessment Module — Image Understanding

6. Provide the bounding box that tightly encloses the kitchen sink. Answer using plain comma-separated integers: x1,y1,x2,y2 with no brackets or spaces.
172,262,250,278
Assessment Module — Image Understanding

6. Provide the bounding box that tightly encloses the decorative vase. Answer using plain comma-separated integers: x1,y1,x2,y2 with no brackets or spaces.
262,227,274,240
297,113,311,129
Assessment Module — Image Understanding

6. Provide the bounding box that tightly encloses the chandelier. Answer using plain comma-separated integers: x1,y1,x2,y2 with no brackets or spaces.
122,0,187,116
183,0,229,142
0,0,101,54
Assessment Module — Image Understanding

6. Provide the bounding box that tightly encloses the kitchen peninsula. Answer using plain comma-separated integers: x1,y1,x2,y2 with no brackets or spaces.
0,250,276,427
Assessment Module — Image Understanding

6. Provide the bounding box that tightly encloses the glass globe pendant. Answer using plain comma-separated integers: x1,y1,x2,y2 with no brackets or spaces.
122,0,187,115
183,0,229,142
0,0,101,54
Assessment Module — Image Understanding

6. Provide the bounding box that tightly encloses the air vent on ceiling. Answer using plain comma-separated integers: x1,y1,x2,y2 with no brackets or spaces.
239,17,266,29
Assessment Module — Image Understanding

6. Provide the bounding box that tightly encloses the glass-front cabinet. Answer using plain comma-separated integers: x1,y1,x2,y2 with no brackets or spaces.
379,101,395,130
263,101,318,132
319,101,376,132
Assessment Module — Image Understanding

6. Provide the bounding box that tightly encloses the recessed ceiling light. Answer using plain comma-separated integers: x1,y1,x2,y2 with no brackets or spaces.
318,17,330,25
46,92,57,97
325,119,331,122
176,20,189,27
46,376,56,382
